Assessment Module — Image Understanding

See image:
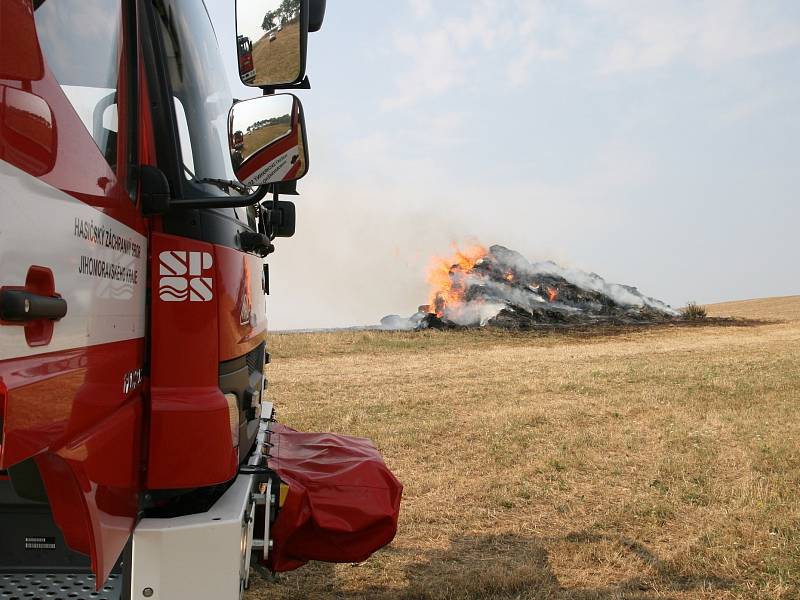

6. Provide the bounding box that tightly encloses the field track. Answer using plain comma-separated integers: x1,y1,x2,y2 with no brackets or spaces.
247,296,800,600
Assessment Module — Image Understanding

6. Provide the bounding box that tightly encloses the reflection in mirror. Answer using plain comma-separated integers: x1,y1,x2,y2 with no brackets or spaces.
236,0,303,87
229,94,308,186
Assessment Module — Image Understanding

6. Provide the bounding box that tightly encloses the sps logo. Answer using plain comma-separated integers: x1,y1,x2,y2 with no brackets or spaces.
159,251,213,302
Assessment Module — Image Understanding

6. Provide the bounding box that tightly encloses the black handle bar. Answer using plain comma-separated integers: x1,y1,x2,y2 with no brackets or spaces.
0,289,68,322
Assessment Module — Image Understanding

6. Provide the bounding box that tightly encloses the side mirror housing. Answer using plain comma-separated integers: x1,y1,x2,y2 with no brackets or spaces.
308,0,326,32
236,0,308,88
262,200,296,238
228,93,309,186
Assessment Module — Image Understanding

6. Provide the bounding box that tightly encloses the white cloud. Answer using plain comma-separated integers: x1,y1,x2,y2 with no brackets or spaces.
389,0,800,94
592,0,800,74
382,1,504,110
506,1,578,86
409,0,433,19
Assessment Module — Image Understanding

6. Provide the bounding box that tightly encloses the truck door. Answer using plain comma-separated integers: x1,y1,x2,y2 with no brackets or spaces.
0,0,146,585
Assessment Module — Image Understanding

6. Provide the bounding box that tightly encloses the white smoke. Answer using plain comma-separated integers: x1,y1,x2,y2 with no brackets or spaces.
490,247,679,316
379,313,426,331
442,300,505,326
379,298,505,330
463,273,546,310
379,244,679,330
535,263,675,313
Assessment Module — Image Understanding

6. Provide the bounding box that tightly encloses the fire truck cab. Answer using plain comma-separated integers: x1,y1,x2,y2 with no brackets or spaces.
0,1,401,598
237,35,255,84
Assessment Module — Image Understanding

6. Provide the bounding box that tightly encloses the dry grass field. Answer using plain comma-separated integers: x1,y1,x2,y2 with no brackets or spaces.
243,124,291,158
247,297,800,600
252,21,301,84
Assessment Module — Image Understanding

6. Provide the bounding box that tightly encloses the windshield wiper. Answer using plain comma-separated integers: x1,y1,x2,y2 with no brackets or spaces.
182,164,250,196
195,177,249,195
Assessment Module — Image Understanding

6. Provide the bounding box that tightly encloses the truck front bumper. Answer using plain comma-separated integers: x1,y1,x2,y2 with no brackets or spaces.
128,402,403,598
130,405,275,600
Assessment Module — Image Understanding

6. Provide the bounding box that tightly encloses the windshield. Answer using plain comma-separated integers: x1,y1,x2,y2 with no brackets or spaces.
34,0,123,170
155,0,254,227
156,0,236,185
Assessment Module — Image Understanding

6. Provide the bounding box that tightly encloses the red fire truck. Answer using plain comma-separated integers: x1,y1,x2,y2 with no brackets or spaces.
237,35,256,84
0,1,401,598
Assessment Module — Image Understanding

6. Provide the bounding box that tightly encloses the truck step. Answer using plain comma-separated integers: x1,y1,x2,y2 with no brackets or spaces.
0,572,121,599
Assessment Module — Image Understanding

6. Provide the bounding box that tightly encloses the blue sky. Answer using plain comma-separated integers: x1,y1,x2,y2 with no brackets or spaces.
208,1,800,330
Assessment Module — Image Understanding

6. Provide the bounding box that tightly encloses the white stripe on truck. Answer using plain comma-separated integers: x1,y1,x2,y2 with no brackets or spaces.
0,161,147,360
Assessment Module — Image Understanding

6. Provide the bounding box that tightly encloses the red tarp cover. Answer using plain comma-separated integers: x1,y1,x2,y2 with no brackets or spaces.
266,424,403,572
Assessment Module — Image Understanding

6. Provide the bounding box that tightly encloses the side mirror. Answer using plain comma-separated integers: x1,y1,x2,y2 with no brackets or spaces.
236,0,308,88
262,200,296,238
228,93,309,186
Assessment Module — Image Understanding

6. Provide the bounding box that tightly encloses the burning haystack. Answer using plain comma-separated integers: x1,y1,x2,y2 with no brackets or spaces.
381,244,679,330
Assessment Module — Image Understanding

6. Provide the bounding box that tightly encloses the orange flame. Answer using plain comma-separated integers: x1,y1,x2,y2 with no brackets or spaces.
504,272,514,282
426,244,488,316
546,287,558,302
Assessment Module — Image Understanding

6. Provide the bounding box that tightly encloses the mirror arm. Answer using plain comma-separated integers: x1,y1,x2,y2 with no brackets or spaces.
259,190,280,241
239,231,275,257
252,184,273,204
259,76,311,95
138,165,275,212
168,185,271,209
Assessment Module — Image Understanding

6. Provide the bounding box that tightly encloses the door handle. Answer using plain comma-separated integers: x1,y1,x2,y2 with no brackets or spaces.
0,289,67,322
1,266,66,347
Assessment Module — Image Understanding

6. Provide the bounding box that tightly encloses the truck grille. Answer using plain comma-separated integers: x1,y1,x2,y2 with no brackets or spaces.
245,342,265,375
